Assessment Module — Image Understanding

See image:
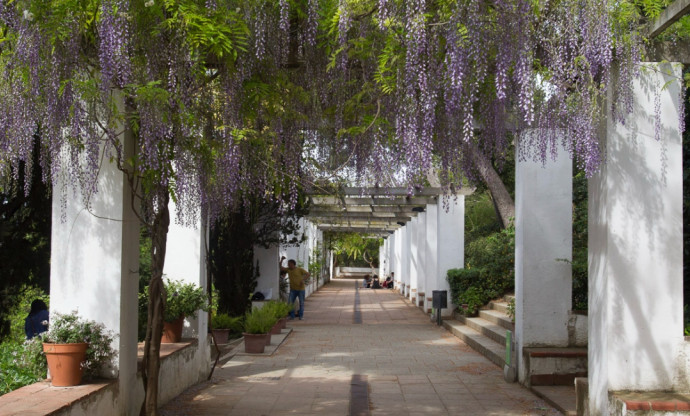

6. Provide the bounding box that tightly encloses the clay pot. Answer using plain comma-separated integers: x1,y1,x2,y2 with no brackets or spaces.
277,317,287,330
270,322,282,335
211,329,231,345
243,333,268,354
162,316,184,343
43,342,88,387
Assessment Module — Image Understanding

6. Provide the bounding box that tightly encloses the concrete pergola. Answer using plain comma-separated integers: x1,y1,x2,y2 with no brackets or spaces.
306,187,453,237
27,3,690,413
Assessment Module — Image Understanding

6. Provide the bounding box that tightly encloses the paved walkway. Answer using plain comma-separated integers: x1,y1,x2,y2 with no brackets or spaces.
161,280,561,415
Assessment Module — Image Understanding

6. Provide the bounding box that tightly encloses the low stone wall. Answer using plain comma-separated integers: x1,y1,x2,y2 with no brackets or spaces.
8,337,212,416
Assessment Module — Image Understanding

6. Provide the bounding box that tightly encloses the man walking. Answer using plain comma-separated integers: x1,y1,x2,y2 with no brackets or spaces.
279,256,310,320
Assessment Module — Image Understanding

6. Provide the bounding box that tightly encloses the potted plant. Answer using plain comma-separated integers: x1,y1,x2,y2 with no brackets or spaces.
23,311,116,387
161,279,209,343
242,307,276,353
264,301,293,334
210,313,242,344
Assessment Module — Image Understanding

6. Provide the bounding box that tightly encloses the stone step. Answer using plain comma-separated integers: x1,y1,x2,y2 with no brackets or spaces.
504,294,515,303
442,320,506,368
489,300,509,315
457,315,509,346
479,309,514,331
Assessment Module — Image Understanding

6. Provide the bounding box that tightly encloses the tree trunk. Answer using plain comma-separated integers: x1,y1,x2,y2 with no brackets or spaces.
140,193,170,416
465,142,515,228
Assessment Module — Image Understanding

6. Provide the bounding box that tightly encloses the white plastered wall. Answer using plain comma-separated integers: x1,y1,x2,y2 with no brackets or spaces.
50,122,140,414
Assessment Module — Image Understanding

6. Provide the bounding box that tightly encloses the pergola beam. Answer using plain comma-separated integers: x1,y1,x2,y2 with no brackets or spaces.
310,215,412,223
650,0,690,38
310,196,438,206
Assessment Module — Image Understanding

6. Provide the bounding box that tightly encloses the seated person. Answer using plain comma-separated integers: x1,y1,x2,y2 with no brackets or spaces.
383,276,393,289
25,299,49,340
365,275,372,288
371,275,382,289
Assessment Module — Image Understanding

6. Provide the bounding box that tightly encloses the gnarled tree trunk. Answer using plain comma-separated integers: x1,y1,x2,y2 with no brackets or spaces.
465,141,515,228
140,192,170,416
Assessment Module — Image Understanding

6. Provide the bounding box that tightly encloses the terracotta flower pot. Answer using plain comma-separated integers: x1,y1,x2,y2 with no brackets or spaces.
278,317,287,330
211,329,231,344
162,316,184,343
43,342,88,387
243,333,268,353
265,331,272,346
270,321,282,335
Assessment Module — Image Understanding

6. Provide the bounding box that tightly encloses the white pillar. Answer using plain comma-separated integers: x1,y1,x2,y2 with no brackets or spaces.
400,226,410,296
409,217,419,302
514,135,572,384
589,63,685,415
424,204,439,314
390,232,398,285
416,212,427,308
50,133,140,414
437,196,464,316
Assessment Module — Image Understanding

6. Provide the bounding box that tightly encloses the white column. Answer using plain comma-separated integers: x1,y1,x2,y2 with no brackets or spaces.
416,212,427,308
514,134,572,384
50,132,140,414
408,217,419,302
589,63,685,414
437,196,464,316
400,226,410,296
424,204,439,314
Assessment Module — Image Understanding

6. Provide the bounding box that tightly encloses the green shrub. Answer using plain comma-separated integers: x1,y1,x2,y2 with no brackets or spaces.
465,226,515,296
211,313,243,332
446,226,515,314
262,300,292,320
243,307,276,334
0,342,43,395
447,268,482,302
457,287,487,316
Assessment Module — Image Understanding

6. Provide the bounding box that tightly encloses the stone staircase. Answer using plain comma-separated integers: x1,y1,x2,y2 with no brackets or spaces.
442,295,514,368
443,294,583,416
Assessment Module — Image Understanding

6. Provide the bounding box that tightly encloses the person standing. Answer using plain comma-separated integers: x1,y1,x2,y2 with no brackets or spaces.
279,256,310,320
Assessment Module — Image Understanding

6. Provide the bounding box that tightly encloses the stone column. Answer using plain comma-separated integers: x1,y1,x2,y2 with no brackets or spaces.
391,232,400,288
436,196,464,316
588,63,685,414
416,212,427,309
514,134,572,385
50,129,140,414
408,216,419,302
424,204,439,314
400,225,410,296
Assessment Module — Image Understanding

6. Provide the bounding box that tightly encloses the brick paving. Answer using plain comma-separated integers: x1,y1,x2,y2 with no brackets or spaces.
161,279,561,416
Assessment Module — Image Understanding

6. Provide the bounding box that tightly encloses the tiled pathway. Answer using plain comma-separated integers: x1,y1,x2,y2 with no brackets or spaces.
161,280,561,415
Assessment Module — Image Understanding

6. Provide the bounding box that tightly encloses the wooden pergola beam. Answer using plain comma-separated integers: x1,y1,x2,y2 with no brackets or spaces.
650,0,690,38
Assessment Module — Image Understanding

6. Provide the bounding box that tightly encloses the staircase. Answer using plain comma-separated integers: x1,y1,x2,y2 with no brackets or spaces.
443,294,583,416
442,295,514,369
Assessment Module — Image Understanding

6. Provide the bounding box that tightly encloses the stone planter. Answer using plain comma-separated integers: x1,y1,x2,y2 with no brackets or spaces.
211,329,231,344
162,316,184,343
243,333,268,354
43,342,88,387
277,317,287,330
